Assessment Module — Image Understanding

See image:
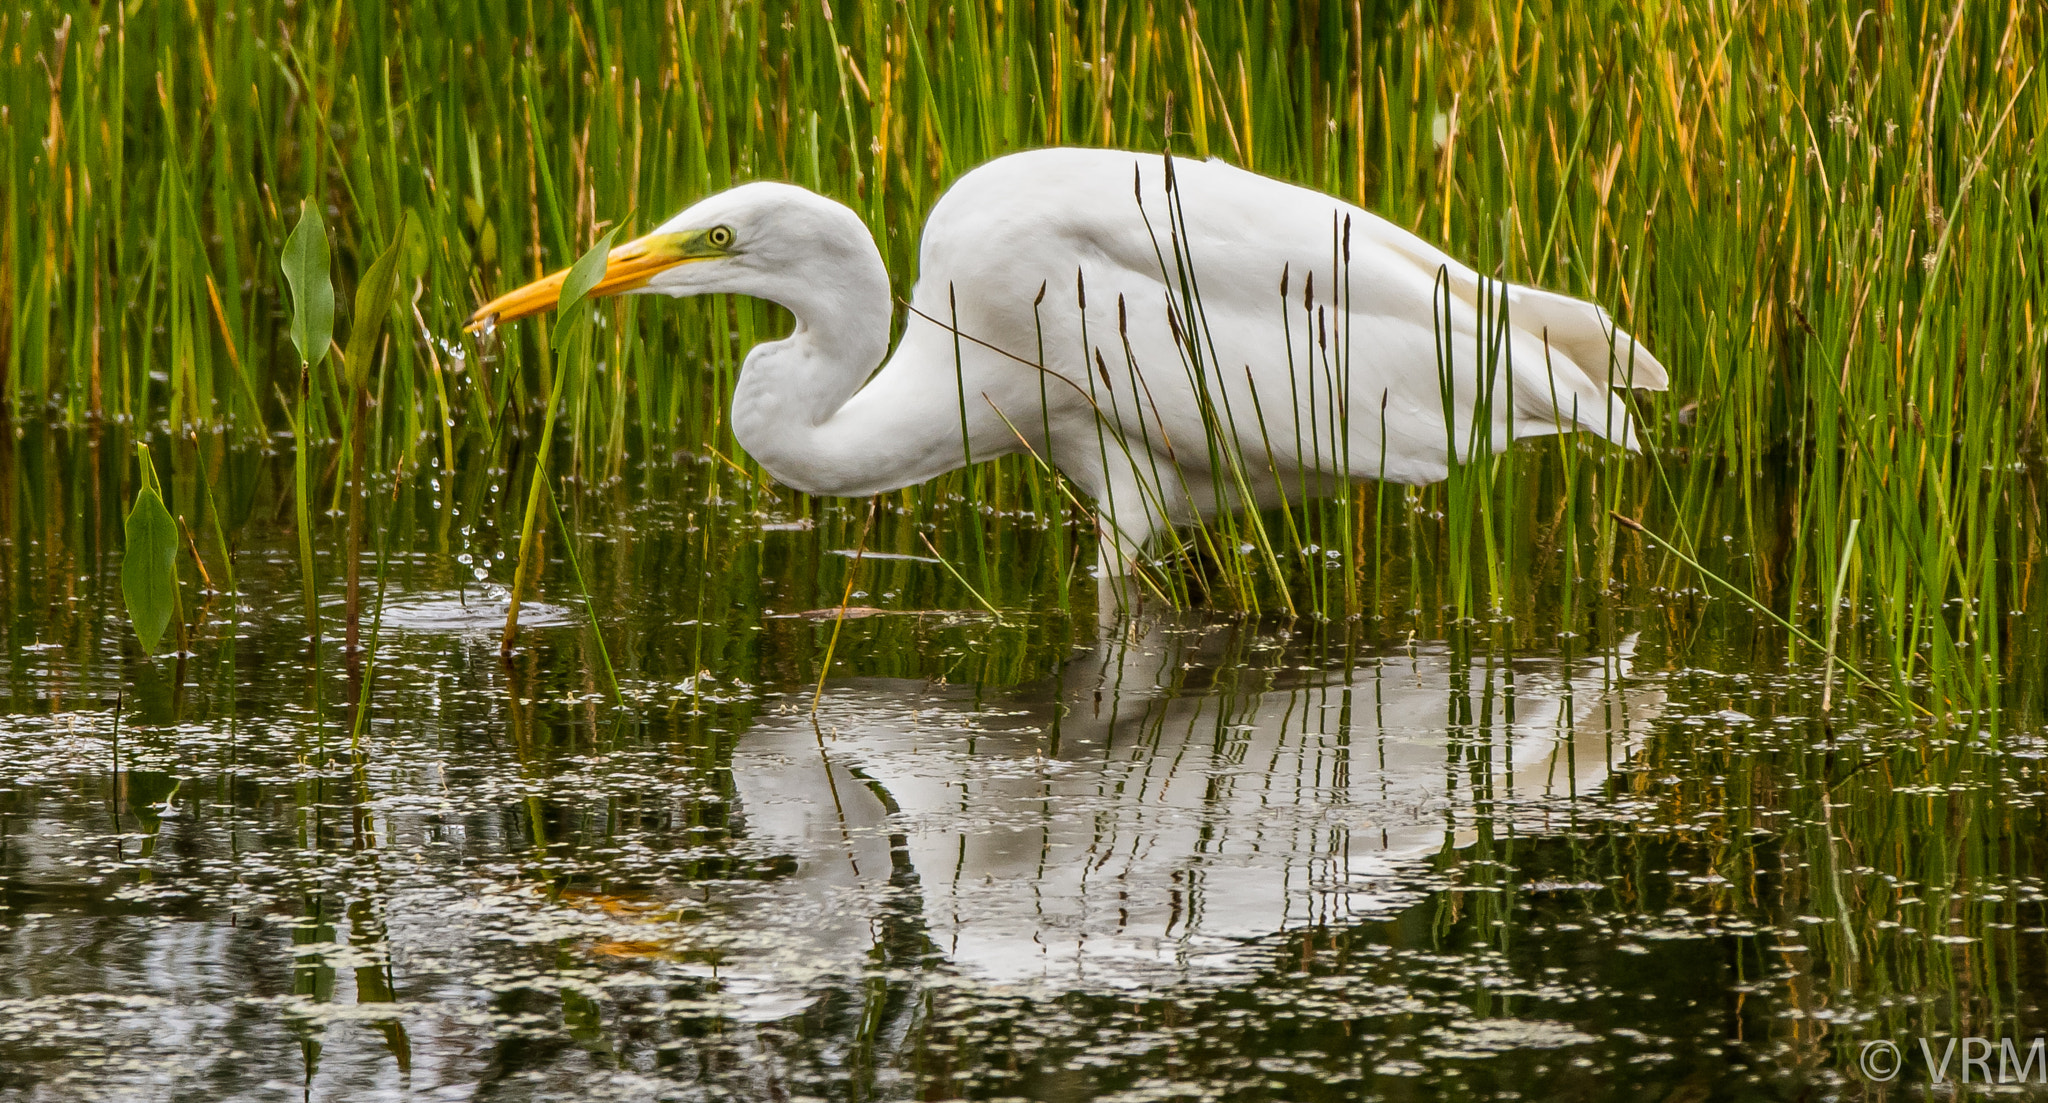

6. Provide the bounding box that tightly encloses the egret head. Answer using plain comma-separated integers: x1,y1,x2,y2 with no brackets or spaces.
463,182,877,332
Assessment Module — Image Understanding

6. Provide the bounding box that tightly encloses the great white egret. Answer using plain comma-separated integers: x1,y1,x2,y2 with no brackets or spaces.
468,147,1667,574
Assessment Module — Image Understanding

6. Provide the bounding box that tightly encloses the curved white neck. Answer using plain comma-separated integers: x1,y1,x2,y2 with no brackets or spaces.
727,243,945,498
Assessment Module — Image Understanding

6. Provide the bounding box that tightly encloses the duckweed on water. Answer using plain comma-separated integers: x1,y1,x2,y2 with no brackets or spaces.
0,438,2040,1099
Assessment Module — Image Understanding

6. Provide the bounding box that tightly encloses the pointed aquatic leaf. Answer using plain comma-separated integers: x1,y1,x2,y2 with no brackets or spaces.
344,218,409,392
121,478,181,656
398,209,430,282
552,225,623,351
281,199,334,368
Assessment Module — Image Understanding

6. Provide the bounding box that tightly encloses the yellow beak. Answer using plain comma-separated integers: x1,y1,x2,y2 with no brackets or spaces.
464,232,702,333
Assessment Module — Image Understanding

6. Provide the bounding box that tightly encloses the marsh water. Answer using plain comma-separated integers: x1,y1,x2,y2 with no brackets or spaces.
0,428,2043,1102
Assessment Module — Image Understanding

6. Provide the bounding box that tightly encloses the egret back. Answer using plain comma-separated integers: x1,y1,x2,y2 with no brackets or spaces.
891,148,1666,517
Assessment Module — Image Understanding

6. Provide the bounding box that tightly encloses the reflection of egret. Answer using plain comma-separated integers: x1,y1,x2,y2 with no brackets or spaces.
699,615,1664,1005
469,148,1667,573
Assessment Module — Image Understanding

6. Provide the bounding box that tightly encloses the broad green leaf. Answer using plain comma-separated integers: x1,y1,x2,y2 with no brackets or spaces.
121,451,181,656
281,198,334,368
398,209,431,282
344,215,410,392
552,225,623,352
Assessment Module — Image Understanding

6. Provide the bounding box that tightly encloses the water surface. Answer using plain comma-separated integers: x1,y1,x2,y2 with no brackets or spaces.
0,436,2042,1101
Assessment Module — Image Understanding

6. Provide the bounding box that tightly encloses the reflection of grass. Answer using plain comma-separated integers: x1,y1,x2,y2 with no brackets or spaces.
1594,681,2048,1079
0,426,2041,1091
0,0,2040,720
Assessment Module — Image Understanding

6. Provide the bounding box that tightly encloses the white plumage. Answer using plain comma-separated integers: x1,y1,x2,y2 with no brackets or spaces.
472,148,1668,574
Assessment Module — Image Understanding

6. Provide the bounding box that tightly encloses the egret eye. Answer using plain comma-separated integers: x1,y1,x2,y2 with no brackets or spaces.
707,225,734,248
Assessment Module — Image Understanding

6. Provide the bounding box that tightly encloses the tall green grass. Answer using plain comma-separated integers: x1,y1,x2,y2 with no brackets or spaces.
1,0,2041,716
